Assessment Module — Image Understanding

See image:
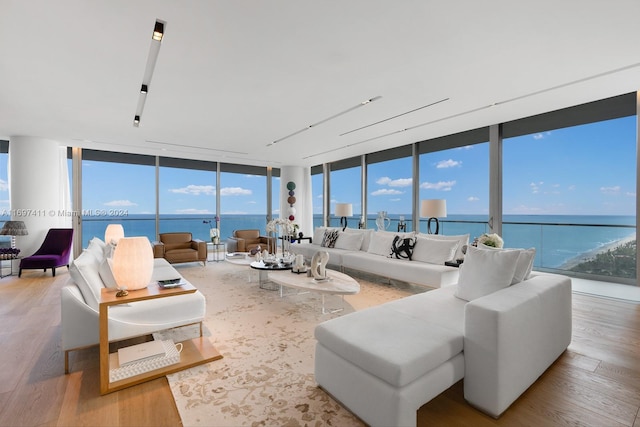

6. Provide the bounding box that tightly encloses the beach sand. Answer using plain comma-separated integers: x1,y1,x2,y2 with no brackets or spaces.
559,234,636,270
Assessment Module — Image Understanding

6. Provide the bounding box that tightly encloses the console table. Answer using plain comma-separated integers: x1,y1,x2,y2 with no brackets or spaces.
99,284,222,395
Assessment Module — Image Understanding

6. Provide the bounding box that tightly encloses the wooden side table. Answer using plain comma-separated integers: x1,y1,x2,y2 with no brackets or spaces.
99,283,222,395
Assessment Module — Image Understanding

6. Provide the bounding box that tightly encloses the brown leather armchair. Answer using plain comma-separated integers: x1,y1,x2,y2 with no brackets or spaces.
152,232,207,265
227,229,275,253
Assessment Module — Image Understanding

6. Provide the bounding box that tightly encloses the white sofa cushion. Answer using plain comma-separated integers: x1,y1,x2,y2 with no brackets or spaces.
315,286,465,388
99,258,118,289
478,244,536,285
367,232,397,257
343,228,374,251
334,231,364,251
455,245,520,301
417,233,469,261
85,237,106,263
341,252,460,288
412,237,459,264
69,250,105,311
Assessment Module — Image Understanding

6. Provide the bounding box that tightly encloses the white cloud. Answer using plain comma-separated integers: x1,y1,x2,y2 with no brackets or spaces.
0,179,8,192
169,184,216,196
104,199,137,206
626,191,636,197
600,186,621,195
467,196,479,202
376,177,412,187
568,185,576,191
317,194,323,199
248,200,257,204
533,132,551,140
530,181,544,194
175,208,212,214
419,180,456,191
220,187,252,196
390,198,401,202
436,159,461,168
371,189,403,196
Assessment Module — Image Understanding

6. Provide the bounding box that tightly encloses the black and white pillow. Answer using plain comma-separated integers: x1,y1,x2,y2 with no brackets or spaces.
389,235,416,260
321,229,340,248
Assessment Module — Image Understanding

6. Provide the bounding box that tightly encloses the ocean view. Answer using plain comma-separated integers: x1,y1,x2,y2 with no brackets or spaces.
81,214,636,275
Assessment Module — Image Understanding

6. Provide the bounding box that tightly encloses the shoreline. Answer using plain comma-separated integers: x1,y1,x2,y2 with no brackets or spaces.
558,234,636,270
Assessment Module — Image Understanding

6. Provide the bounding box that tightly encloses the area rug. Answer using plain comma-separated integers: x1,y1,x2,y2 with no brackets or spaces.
157,262,425,427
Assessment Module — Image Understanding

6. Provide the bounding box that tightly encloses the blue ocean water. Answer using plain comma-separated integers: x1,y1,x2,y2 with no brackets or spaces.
82,214,636,272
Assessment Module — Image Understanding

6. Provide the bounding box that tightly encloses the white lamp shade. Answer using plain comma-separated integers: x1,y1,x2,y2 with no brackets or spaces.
335,203,353,217
104,224,125,244
420,199,447,218
111,237,154,290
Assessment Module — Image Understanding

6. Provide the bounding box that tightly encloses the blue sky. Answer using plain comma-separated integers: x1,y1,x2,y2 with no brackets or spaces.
0,116,636,218
322,116,636,217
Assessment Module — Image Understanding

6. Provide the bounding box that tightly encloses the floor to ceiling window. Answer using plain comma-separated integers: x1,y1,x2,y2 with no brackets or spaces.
81,150,155,245
367,146,413,231
220,164,268,238
503,107,637,282
329,158,362,229
159,157,216,242
418,129,489,237
311,166,324,228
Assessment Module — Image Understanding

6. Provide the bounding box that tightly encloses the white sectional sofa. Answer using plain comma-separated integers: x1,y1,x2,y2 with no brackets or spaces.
290,227,468,288
61,237,206,373
314,244,572,426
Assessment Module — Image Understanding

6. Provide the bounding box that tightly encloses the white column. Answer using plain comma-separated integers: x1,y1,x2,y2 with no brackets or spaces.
279,166,313,237
8,136,72,256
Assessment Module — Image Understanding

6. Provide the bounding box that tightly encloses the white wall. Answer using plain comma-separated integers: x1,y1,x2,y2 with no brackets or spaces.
8,136,72,256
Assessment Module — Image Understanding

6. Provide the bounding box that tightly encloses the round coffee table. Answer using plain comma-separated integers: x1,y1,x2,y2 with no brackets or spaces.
250,260,292,290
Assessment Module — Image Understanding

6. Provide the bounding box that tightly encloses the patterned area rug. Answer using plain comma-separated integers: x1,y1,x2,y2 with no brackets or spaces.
158,262,425,427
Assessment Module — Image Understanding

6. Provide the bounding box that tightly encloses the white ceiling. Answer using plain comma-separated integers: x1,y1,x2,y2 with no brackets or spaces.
1,1,640,168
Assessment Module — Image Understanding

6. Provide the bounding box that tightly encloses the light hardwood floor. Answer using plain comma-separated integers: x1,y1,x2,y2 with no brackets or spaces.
0,269,638,426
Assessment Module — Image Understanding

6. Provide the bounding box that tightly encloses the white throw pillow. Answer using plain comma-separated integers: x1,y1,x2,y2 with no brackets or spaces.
417,233,469,261
69,250,105,311
343,228,374,251
367,232,397,257
479,244,536,285
412,237,459,264
334,232,365,251
312,227,327,246
455,245,520,301
99,258,119,289
86,237,106,263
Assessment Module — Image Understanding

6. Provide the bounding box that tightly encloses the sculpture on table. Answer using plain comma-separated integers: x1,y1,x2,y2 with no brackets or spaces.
376,211,391,231
311,251,329,280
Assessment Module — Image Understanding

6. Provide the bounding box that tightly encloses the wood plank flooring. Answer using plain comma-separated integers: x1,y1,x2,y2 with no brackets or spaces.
0,269,638,426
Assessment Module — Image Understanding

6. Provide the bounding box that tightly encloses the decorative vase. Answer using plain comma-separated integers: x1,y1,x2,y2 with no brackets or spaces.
376,211,391,231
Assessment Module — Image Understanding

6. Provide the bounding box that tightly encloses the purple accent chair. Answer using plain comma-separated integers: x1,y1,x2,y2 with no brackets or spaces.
19,228,74,277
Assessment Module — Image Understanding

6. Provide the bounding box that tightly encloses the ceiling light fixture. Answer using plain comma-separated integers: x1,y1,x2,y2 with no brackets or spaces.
133,115,140,126
267,96,382,146
140,84,148,94
152,21,164,41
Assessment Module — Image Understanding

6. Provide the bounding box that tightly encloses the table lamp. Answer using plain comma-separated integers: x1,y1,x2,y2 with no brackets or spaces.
111,237,154,290
335,203,353,231
420,199,447,234
104,224,125,245
0,220,29,248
